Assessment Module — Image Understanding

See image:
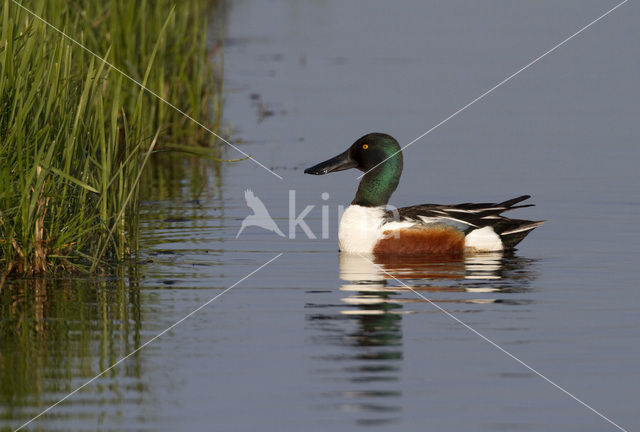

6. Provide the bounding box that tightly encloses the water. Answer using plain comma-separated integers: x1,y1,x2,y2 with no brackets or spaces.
2,0,639,430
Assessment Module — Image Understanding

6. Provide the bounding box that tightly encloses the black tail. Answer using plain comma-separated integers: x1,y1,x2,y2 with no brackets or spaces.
489,196,543,249
494,219,544,249
498,195,531,208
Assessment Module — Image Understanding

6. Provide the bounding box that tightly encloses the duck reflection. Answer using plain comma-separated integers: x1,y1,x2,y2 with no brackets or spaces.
307,252,536,427
340,252,536,309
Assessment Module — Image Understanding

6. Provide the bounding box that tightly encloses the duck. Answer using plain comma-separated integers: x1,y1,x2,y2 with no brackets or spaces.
304,133,543,255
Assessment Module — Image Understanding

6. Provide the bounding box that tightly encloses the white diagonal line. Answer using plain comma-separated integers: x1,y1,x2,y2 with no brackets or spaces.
356,253,629,432
358,0,628,179
11,0,283,180
13,253,284,432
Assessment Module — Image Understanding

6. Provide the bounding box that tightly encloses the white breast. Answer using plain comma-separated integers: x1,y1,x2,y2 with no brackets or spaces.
338,205,386,253
338,205,416,253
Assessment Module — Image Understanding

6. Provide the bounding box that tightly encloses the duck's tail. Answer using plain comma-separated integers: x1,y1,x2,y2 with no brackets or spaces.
495,219,544,249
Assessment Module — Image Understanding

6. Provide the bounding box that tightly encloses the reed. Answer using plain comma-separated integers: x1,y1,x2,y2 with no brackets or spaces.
0,0,222,277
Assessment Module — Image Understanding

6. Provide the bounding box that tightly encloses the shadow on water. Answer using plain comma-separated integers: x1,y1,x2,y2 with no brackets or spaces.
306,252,538,427
141,152,224,205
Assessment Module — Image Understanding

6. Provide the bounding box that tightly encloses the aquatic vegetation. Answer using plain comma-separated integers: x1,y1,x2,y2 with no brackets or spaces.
0,0,223,276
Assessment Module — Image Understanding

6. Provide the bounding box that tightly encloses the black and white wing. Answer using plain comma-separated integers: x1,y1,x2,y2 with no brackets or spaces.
383,195,543,249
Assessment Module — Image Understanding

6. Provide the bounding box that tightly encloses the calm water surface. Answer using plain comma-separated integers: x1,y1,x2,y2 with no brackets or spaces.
2,1,639,431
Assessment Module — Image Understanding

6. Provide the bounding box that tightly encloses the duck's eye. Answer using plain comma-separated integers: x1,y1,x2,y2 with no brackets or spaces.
362,144,368,149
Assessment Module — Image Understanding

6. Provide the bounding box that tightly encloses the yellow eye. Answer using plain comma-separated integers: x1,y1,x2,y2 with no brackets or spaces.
362,144,368,149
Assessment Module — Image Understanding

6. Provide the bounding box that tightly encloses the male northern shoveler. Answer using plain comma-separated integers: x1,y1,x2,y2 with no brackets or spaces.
304,133,543,255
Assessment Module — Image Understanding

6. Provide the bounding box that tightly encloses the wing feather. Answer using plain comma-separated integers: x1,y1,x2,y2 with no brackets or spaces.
383,195,542,249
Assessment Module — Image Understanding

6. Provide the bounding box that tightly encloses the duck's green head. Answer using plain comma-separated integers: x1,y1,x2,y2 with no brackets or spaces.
304,133,403,207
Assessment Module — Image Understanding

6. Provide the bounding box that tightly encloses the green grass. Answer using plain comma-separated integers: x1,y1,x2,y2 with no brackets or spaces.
0,0,223,277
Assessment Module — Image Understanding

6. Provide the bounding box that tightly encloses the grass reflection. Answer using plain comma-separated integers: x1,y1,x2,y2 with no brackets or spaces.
0,272,143,428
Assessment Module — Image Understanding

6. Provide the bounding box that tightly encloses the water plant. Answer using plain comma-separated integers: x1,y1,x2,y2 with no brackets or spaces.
0,0,223,278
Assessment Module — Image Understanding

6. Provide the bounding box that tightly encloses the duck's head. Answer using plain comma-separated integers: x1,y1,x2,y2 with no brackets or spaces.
305,133,403,207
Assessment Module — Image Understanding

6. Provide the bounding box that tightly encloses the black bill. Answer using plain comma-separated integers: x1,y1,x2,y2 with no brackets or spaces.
304,150,357,175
